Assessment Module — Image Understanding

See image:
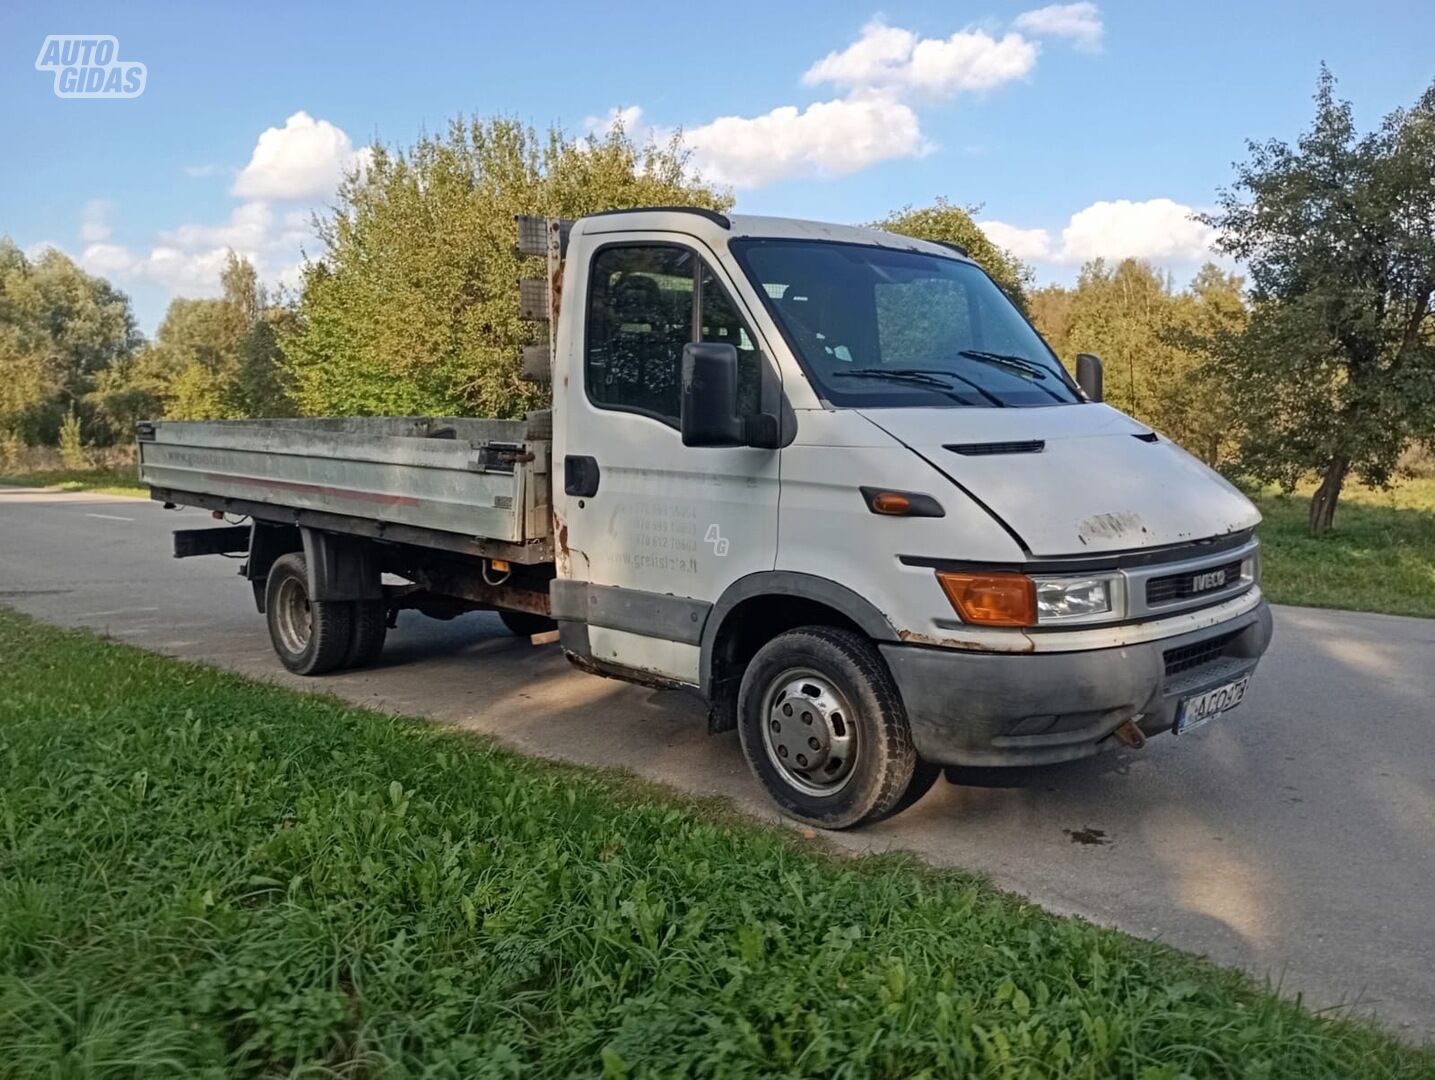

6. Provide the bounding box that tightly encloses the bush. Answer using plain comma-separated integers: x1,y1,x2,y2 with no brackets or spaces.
57,408,88,470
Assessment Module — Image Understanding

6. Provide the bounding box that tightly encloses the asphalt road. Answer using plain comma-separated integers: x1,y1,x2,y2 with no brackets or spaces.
2,486,1433,1040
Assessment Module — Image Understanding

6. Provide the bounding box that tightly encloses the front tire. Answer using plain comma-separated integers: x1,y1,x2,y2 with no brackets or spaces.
264,553,353,676
737,626,920,829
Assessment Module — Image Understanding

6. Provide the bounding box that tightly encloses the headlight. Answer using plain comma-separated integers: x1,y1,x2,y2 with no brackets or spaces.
936,570,1125,627
1241,550,1261,585
1032,574,1120,623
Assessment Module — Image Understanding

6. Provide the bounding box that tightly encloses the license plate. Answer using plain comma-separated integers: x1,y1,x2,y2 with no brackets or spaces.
1175,675,1250,734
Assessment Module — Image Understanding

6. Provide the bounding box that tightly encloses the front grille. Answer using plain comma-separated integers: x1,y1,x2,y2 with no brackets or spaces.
1164,630,1239,677
1146,558,1243,606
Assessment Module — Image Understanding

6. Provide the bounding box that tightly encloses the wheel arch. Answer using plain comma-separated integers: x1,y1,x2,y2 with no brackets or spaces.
245,522,301,613
700,571,899,730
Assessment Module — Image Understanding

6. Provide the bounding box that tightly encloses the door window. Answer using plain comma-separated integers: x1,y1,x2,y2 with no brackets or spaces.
586,244,761,425
699,264,762,416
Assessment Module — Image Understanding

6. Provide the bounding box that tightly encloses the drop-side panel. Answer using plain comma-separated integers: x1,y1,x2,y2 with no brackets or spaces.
138,417,549,547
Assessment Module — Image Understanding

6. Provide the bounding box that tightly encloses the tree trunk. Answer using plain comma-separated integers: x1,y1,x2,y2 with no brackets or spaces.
1307,455,1349,537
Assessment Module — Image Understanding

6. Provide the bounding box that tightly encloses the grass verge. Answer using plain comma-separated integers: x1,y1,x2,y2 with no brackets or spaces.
0,466,146,498
1253,478,1435,619
1,609,1430,1077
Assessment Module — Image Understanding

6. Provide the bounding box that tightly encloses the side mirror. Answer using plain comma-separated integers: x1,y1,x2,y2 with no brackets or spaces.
681,342,746,447
1075,353,1104,403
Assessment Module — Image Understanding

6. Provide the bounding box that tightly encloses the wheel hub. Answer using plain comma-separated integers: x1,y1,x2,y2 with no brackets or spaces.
761,669,858,796
273,576,313,655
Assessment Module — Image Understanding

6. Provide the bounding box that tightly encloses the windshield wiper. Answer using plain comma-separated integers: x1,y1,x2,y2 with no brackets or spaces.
831,367,1005,407
956,350,1050,380
952,351,1074,404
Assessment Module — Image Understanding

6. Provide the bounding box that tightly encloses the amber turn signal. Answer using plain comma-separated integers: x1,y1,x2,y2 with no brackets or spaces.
858,486,945,518
935,571,1036,627
870,491,911,515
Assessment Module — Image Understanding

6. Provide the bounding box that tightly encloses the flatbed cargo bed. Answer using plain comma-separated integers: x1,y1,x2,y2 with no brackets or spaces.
138,414,553,563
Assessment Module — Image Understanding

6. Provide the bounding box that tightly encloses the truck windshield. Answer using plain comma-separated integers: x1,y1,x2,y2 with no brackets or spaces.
730,239,1080,408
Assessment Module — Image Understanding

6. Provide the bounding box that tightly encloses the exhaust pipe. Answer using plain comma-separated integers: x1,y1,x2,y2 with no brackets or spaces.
1113,718,1147,749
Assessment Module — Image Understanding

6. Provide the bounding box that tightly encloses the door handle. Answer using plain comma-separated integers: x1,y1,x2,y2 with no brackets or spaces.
564,455,600,497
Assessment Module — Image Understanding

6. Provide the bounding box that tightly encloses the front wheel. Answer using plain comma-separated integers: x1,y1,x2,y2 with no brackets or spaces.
737,626,921,829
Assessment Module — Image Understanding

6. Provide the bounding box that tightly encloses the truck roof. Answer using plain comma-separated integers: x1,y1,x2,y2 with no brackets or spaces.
574,207,971,263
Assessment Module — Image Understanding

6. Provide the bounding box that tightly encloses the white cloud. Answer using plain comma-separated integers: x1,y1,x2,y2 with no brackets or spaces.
978,198,1215,266
67,110,358,308
977,220,1054,260
597,14,1064,189
159,201,274,251
907,31,1039,95
801,22,917,90
1059,198,1214,262
585,104,647,137
23,240,63,261
80,199,113,243
139,246,236,294
804,20,1038,98
275,261,307,294
74,201,305,299
1014,3,1104,52
683,93,927,188
77,241,239,295
73,202,284,295
79,242,135,276
278,208,313,247
232,111,371,201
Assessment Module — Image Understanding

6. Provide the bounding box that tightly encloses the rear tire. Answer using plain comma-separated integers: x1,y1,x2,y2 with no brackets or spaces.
344,599,388,669
499,610,557,638
264,553,352,676
737,626,919,830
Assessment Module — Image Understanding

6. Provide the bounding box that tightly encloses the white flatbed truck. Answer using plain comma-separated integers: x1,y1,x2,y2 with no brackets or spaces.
139,209,1272,828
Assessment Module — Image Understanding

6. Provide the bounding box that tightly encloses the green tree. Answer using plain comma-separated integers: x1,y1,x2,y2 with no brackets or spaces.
1063,259,1183,423
1203,69,1435,534
873,199,1033,309
1028,285,1075,359
1166,265,1248,466
282,117,732,418
0,240,140,444
1029,260,1247,466
96,252,294,425
230,313,297,418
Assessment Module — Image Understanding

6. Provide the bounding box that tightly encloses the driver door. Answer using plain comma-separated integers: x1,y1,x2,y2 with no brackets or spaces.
557,236,779,685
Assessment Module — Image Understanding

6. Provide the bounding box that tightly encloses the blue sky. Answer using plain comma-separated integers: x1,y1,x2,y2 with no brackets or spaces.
3,0,1432,333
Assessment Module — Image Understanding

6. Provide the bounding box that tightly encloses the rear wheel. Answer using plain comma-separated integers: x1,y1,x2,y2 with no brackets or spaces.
737,626,919,829
499,610,557,638
344,599,389,669
264,553,352,676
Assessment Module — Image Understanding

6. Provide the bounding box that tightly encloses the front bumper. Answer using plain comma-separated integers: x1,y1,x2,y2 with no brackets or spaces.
880,600,1273,767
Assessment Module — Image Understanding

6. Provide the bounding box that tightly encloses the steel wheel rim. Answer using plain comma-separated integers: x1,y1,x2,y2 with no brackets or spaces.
273,576,312,655
760,667,859,796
